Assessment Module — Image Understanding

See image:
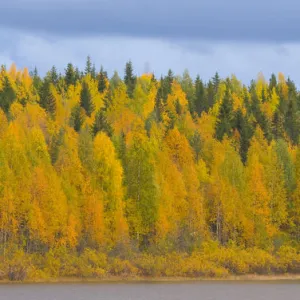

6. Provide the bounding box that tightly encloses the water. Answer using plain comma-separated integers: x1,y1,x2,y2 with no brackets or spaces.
0,281,299,300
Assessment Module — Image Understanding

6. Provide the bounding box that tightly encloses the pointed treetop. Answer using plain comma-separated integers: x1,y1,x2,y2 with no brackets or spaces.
124,60,137,98
85,55,92,75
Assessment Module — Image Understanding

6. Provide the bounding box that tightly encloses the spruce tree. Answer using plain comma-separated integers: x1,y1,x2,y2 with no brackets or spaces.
70,104,85,132
75,67,81,82
215,88,234,140
91,63,96,79
269,73,277,92
164,69,174,99
65,63,76,86
98,66,107,93
92,109,113,137
39,78,56,117
194,75,207,116
49,65,58,85
212,72,220,94
285,98,300,144
272,110,285,140
31,67,42,90
287,78,298,111
124,60,136,98
85,55,92,75
234,109,253,163
80,81,95,117
0,75,16,114
206,80,215,108
154,79,165,122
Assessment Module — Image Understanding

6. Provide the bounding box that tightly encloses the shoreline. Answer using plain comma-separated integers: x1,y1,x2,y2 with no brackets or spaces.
1,274,300,284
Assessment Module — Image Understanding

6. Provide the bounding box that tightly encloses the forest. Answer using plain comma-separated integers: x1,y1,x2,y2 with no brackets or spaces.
0,57,300,281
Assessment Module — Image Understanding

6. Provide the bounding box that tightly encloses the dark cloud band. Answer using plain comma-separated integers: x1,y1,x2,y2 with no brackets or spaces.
2,0,300,42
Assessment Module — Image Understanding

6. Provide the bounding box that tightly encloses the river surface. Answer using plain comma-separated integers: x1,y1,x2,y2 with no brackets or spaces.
0,281,299,300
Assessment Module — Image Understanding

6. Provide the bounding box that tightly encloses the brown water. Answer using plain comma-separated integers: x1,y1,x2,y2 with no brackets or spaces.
0,281,299,300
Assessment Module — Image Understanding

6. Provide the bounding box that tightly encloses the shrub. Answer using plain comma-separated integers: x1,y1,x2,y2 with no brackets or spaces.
76,249,107,278
109,258,138,276
276,245,300,273
6,250,31,281
44,250,61,277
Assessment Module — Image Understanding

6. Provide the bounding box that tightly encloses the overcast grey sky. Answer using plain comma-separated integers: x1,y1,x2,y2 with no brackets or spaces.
1,0,300,84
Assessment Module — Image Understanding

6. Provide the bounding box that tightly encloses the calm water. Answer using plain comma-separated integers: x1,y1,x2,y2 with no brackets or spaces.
0,281,299,300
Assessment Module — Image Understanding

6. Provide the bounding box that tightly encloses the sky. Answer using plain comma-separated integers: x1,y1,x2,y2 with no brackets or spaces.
1,0,300,84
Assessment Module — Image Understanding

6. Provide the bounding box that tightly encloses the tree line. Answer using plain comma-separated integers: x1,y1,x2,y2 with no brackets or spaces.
0,57,300,279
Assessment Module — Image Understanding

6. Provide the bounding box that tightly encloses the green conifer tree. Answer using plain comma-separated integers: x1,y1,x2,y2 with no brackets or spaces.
70,104,85,132
39,78,56,117
91,63,96,79
124,60,137,98
212,72,220,95
269,73,277,92
0,76,16,114
285,98,300,144
98,66,107,93
65,63,76,86
215,88,234,140
234,109,253,163
49,65,58,85
272,110,285,140
80,81,95,117
85,55,92,75
194,75,207,116
206,80,215,108
92,109,113,137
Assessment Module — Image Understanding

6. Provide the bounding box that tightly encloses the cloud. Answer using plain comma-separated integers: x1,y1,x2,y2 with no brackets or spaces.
1,0,299,85
2,0,300,42
2,28,300,86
